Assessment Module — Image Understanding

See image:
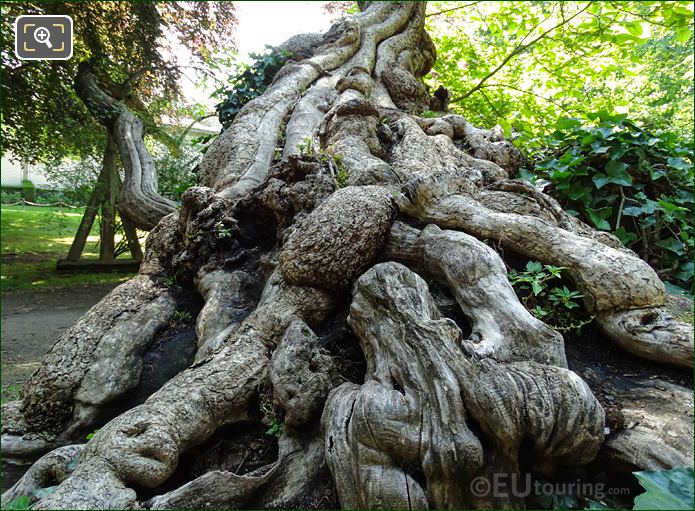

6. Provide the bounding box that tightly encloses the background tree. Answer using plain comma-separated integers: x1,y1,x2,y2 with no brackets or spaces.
1,1,237,164
426,1,694,141
2,2,238,264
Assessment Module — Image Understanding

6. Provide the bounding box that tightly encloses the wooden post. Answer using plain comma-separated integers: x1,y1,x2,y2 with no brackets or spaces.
66,136,114,261
60,134,144,272
120,210,144,262
99,137,119,261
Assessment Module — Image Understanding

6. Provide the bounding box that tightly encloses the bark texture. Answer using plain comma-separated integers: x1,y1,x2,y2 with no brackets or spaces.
75,63,177,230
322,262,603,509
4,3,692,509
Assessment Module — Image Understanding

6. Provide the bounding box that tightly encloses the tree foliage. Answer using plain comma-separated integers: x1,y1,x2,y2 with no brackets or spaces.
1,2,237,163
632,467,694,511
527,111,694,293
214,45,292,130
426,1,694,141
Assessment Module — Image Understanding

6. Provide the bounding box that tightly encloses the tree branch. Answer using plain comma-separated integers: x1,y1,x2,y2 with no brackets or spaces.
481,82,576,113
451,2,592,103
426,1,483,18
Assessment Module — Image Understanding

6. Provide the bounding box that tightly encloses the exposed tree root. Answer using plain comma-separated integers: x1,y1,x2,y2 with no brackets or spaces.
590,374,693,472
4,276,180,444
0,445,83,508
397,172,693,368
323,262,603,509
5,3,692,509
385,221,566,366
147,428,329,509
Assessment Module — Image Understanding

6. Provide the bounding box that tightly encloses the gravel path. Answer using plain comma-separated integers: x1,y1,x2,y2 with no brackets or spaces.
1,284,117,389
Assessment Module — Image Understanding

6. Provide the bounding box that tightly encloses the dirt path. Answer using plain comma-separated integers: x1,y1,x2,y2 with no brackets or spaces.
1,284,117,397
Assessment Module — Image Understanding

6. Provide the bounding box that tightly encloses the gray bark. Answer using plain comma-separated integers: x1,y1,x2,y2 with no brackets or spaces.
74,63,177,230
4,3,691,509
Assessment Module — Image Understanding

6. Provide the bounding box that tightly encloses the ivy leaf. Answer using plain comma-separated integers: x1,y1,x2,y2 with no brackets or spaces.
667,157,692,171
586,208,612,230
665,281,690,295
613,227,638,245
622,206,643,217
655,238,686,255
555,117,582,130
592,173,612,189
674,261,694,282
641,199,658,215
633,467,694,510
604,159,632,186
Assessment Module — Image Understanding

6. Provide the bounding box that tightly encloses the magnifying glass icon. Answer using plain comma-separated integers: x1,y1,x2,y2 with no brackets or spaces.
34,27,52,48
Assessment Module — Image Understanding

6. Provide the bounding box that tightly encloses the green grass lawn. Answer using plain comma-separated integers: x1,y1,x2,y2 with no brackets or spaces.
1,205,140,290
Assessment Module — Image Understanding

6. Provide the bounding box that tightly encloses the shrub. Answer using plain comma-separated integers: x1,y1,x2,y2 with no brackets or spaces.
1,190,22,204
40,210,72,236
215,46,291,130
150,137,201,202
524,112,694,294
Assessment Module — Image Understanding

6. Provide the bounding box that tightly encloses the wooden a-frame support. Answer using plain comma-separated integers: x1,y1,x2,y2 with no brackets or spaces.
57,135,143,272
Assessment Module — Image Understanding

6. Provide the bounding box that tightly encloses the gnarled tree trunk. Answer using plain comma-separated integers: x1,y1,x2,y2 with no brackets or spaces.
74,62,177,230
3,3,692,509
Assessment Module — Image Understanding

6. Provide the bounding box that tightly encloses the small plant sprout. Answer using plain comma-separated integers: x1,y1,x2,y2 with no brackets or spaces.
508,261,592,331
265,416,285,438
214,221,233,239
173,310,193,323
297,137,315,156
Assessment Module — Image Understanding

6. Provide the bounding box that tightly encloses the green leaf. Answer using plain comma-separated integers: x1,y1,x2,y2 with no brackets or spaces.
674,261,694,282
5,496,30,510
555,117,582,130
591,144,611,154
531,306,548,317
605,159,628,175
622,206,643,217
641,199,658,215
664,281,690,296
525,261,543,273
613,227,638,245
598,126,616,139
633,467,694,510
603,159,632,186
586,209,612,230
676,27,692,44
531,280,543,296
667,157,692,171
625,21,643,36
592,173,612,189
545,265,565,277
657,200,689,213
655,238,686,255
